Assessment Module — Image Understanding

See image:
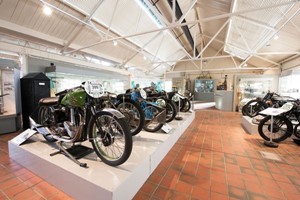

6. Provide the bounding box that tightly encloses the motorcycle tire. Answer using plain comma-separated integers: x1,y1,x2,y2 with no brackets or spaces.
258,115,293,143
88,111,132,166
180,99,191,112
165,100,177,123
293,139,300,145
143,121,164,132
143,105,164,132
37,106,57,143
242,100,268,118
116,99,145,136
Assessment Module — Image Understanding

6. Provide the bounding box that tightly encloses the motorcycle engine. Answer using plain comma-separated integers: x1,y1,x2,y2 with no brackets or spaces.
63,121,79,138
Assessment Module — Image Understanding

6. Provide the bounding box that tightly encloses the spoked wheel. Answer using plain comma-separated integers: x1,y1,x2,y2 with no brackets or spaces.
116,99,145,136
143,106,164,132
242,100,268,118
37,106,57,142
258,115,293,143
180,99,191,112
88,111,132,166
165,101,177,123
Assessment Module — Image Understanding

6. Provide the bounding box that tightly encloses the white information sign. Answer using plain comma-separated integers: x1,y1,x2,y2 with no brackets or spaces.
162,123,173,133
11,129,36,145
84,80,105,98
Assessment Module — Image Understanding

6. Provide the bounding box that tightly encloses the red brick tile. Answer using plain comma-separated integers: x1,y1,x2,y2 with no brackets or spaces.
191,185,210,199
245,181,264,195
139,181,157,194
175,180,193,194
228,185,247,199
211,180,228,195
3,182,29,198
210,191,229,200
0,177,22,190
271,173,292,184
152,186,172,199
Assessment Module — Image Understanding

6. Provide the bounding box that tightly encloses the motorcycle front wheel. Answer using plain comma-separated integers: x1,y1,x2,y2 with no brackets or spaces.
242,100,268,118
143,106,164,132
88,111,132,166
165,100,177,123
180,99,191,112
116,99,145,136
258,115,293,143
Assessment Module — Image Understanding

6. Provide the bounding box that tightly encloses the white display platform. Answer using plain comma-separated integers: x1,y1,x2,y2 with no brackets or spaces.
9,111,195,200
242,116,258,134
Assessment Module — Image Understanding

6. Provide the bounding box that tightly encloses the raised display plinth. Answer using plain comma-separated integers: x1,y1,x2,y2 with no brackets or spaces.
9,111,195,200
242,115,258,134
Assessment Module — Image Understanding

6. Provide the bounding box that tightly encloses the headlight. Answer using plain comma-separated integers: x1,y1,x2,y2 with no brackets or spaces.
140,89,147,99
172,94,180,102
156,99,166,107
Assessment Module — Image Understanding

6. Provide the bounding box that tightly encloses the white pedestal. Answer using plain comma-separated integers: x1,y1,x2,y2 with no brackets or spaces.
9,111,195,200
242,116,258,134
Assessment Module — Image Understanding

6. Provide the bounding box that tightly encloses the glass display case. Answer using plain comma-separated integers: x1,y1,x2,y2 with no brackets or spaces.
194,79,214,102
46,72,129,96
279,71,300,99
0,61,21,134
235,75,278,112
0,69,16,115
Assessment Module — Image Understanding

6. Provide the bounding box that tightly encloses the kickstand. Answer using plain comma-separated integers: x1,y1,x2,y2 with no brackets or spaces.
50,142,88,168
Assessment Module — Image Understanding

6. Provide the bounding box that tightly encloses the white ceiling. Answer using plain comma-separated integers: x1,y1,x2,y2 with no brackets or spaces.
0,0,299,77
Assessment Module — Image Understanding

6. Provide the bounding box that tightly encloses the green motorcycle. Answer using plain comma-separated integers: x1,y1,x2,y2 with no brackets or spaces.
30,81,132,167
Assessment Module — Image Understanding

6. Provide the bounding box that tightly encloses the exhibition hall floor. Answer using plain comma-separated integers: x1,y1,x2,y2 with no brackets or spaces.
1,109,300,199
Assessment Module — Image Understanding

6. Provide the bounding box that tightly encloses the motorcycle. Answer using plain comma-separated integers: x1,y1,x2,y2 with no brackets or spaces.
242,92,295,118
143,87,177,123
257,101,300,144
97,92,145,136
30,81,132,167
167,91,191,112
127,88,166,132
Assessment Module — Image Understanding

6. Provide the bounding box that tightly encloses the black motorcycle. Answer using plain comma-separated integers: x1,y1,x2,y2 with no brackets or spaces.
258,101,300,144
30,81,132,167
242,92,295,118
144,87,177,123
168,91,191,112
98,92,145,136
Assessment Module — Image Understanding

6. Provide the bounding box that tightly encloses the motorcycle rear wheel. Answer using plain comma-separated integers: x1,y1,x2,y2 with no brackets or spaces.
88,111,132,166
116,99,145,136
258,115,293,143
37,106,57,143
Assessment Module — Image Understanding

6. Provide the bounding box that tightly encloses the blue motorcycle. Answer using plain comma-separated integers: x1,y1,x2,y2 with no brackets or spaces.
127,88,166,132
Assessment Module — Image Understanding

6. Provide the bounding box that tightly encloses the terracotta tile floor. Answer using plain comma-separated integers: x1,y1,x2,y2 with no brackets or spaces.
1,109,300,199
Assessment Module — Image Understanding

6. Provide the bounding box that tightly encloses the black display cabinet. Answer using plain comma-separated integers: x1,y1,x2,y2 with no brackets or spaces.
20,73,50,128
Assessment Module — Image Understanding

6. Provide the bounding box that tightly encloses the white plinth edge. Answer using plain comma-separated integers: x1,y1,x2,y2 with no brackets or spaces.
9,111,195,200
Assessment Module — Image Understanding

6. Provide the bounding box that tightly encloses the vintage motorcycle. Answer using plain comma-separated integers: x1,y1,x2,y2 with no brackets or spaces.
98,92,145,136
127,88,166,132
242,92,295,118
168,91,191,113
30,81,132,167
143,87,177,123
257,101,300,144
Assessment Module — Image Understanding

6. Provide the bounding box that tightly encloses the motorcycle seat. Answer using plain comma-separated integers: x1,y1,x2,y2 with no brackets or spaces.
117,93,131,99
39,97,59,106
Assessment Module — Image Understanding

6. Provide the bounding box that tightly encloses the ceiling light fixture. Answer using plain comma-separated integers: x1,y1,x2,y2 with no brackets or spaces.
43,5,52,16
273,35,279,40
113,41,118,46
